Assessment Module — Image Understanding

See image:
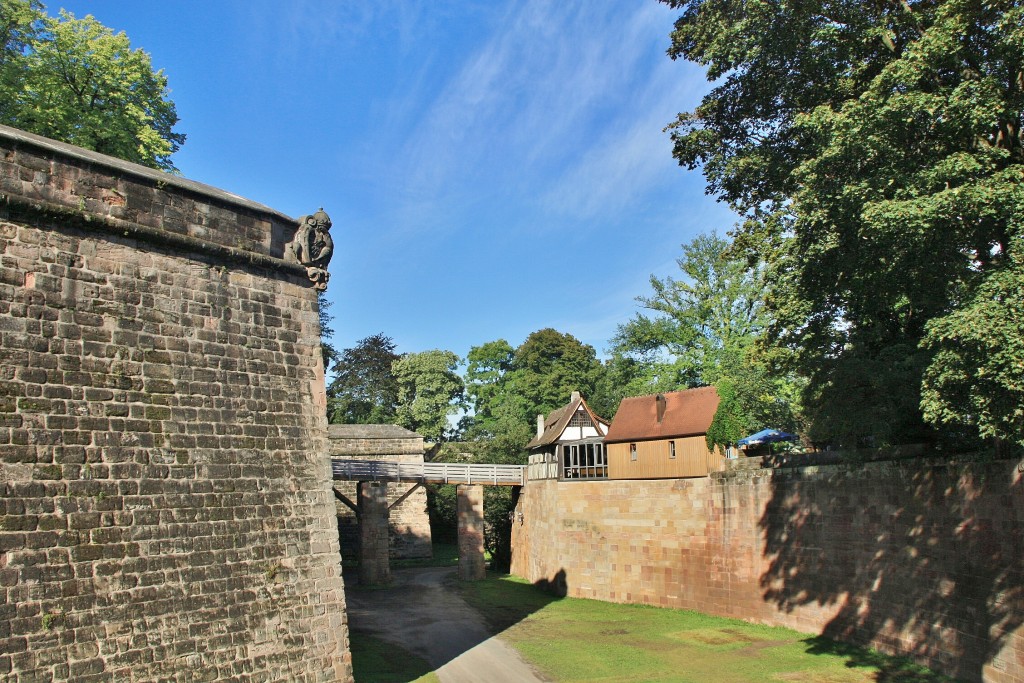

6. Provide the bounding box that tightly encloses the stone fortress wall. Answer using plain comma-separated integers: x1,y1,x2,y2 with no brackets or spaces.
512,455,1024,683
0,125,352,682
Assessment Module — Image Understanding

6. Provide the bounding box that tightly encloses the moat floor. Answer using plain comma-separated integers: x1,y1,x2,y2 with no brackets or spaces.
345,566,548,683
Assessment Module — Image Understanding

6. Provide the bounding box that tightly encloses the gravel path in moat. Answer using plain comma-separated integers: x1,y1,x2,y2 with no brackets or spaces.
345,566,549,683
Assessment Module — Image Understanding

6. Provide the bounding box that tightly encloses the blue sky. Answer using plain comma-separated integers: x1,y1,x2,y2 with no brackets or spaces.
58,1,736,361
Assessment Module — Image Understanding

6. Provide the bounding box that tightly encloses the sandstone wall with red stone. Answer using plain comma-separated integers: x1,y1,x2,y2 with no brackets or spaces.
511,457,1024,683
0,125,351,682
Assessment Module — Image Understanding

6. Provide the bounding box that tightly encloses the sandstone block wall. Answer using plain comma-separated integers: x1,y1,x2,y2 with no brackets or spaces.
328,424,432,560
512,457,1024,683
0,125,351,682
457,484,485,581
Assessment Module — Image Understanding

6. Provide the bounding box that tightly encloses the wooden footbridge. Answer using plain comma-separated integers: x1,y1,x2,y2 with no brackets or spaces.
330,458,526,486
331,458,526,585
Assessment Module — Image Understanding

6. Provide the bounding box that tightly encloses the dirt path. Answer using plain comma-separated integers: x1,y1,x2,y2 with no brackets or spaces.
345,567,549,683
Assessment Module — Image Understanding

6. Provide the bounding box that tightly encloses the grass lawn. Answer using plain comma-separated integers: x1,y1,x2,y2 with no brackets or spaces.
392,542,460,569
454,573,953,683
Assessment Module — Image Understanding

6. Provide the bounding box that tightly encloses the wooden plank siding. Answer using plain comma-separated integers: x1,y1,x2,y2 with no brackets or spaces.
607,435,724,479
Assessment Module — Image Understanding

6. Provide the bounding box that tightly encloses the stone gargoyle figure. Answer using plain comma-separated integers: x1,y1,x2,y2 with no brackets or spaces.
287,207,334,290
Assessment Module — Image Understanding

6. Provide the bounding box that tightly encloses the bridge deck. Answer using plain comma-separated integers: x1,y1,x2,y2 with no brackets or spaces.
330,458,526,487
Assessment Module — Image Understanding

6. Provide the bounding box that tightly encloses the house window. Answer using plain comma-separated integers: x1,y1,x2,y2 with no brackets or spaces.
630,443,637,461
568,408,592,428
669,440,676,459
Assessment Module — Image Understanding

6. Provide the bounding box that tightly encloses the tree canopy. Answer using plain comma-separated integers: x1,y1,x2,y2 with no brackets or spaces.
662,0,1024,447
327,333,400,425
611,231,799,447
393,349,466,443
610,232,767,390
511,328,604,420
0,3,184,171
464,329,605,440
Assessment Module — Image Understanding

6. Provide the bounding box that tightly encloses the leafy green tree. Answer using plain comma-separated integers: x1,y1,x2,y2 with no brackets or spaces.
588,353,647,422
509,328,604,422
610,231,767,392
0,8,184,171
463,339,516,437
393,349,466,443
611,232,800,445
661,0,1023,447
327,333,400,425
921,254,1024,448
0,1,40,68
705,352,802,450
464,330,605,437
458,330,605,563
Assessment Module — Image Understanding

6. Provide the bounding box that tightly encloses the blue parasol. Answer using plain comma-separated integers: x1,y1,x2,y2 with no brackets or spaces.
737,428,797,447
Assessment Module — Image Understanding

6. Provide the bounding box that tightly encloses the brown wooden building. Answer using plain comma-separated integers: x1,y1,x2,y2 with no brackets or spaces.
604,387,724,479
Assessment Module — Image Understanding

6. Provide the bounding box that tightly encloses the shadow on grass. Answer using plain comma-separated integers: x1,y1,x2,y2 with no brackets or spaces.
349,632,436,683
803,636,955,682
344,564,566,680
450,569,566,633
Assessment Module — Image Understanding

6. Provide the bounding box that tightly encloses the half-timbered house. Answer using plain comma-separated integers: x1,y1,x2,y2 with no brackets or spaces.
526,391,610,480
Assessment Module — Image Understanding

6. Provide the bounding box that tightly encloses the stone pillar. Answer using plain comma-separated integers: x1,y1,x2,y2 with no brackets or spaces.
457,484,486,581
358,482,391,585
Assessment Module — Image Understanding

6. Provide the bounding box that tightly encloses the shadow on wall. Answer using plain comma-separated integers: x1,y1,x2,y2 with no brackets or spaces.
758,458,1024,681
534,568,569,598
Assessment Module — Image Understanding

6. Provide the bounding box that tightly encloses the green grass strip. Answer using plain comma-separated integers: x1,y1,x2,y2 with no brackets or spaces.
455,573,953,683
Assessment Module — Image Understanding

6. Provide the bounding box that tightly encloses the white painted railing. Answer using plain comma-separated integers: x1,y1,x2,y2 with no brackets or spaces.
330,458,526,486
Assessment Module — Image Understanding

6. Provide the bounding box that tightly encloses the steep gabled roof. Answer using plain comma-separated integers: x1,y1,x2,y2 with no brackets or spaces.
526,392,608,450
604,386,720,443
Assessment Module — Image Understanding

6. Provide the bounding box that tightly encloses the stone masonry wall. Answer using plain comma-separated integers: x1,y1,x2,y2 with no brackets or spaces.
0,125,351,682
328,425,432,561
511,457,1024,683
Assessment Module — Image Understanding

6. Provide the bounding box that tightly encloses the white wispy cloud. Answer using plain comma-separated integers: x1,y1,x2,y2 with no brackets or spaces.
380,1,707,232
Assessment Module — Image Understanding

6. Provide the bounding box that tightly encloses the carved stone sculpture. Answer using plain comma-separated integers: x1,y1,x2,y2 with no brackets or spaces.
287,207,334,290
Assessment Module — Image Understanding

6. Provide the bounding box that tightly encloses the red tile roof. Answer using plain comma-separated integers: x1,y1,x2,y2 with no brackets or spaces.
604,386,720,443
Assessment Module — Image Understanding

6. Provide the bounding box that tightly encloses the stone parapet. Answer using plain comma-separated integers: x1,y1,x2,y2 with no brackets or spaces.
0,124,301,269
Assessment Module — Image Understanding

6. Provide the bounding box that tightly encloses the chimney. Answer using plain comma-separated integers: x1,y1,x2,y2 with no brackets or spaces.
571,390,581,403
656,393,667,423
536,413,545,439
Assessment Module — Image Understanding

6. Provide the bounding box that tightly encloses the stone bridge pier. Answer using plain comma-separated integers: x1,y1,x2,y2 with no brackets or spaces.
457,484,486,580
358,482,391,585
346,482,491,584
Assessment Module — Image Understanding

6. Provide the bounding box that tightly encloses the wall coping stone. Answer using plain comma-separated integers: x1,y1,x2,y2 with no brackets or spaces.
0,123,309,278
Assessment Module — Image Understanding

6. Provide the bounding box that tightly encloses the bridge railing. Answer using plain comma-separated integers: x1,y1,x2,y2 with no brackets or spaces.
330,458,526,486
